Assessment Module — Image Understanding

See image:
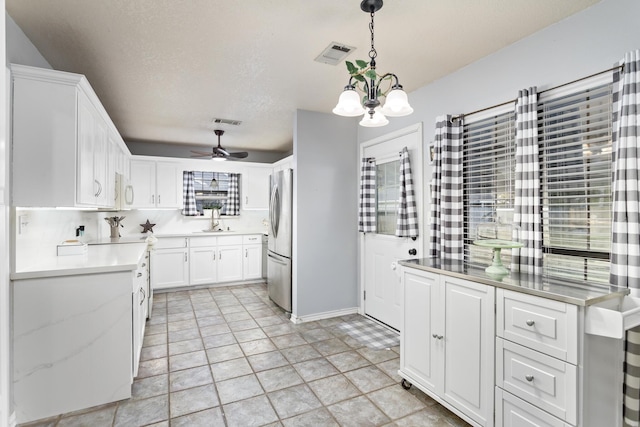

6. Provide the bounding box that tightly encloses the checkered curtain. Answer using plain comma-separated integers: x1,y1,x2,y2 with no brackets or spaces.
429,115,464,260
222,173,240,216
512,87,543,274
359,157,376,233
396,147,419,238
181,171,198,216
610,50,640,427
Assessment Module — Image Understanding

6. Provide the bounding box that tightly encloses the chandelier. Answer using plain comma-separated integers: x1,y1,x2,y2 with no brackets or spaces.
332,0,413,127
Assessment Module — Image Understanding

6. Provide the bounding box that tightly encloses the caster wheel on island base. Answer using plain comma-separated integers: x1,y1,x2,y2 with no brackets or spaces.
401,379,412,390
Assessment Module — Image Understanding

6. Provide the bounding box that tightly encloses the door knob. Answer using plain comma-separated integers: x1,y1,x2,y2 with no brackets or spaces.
408,248,417,256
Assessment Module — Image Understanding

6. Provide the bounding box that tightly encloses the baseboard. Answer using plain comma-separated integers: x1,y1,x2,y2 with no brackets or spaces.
154,279,265,294
290,307,359,324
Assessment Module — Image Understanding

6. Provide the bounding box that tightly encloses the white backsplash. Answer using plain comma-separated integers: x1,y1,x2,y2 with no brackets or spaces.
14,208,269,267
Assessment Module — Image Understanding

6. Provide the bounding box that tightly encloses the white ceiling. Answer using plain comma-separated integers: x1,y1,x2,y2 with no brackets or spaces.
6,0,600,156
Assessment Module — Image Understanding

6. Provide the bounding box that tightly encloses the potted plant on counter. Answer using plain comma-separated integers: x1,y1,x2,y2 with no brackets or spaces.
202,202,223,218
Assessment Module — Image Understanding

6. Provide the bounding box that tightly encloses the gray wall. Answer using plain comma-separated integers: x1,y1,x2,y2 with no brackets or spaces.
5,12,50,68
293,110,358,318
356,0,640,254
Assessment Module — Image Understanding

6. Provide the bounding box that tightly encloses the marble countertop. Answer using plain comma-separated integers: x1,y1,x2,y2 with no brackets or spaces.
399,258,628,306
11,242,149,280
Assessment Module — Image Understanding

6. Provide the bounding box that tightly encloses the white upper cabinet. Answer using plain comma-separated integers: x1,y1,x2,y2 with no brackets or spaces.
129,159,180,209
10,64,129,208
242,165,271,210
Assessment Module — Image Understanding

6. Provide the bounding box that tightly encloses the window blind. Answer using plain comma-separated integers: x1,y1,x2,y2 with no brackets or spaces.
462,110,516,267
192,171,232,213
538,80,613,284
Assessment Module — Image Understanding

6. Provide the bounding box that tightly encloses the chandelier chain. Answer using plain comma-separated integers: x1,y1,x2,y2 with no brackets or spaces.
369,11,377,61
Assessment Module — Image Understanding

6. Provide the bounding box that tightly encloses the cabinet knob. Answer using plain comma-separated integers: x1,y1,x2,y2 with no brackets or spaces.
432,333,438,339
525,320,535,327
525,375,534,382
438,335,443,340
408,248,417,256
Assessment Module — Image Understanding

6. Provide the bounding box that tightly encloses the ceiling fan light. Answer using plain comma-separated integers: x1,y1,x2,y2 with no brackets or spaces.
333,87,365,117
211,156,227,162
359,108,389,127
381,88,413,117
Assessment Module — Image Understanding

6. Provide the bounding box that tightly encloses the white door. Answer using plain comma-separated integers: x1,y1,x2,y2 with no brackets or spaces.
442,276,495,426
151,248,189,289
218,245,243,282
243,244,263,280
361,124,423,330
189,247,217,285
401,270,441,394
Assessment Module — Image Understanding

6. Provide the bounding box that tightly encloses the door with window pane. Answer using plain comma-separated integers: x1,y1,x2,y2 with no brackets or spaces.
361,125,422,331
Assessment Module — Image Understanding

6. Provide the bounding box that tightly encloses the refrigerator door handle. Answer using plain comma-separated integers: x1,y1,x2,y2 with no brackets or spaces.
269,186,278,238
267,252,288,266
272,186,280,238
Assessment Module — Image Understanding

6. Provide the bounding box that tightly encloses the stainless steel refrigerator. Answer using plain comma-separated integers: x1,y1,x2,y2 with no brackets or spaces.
267,169,293,312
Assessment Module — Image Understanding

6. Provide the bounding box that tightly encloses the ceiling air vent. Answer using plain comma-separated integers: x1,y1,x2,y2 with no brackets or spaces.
314,42,356,66
213,118,242,126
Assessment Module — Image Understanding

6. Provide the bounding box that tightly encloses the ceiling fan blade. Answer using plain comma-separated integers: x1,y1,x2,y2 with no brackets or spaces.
214,146,231,156
190,150,212,156
227,152,248,159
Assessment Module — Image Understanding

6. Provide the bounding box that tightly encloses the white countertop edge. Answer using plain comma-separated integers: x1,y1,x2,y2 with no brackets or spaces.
12,242,148,280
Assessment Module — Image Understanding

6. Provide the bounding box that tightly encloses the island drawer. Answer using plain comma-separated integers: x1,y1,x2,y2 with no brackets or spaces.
497,289,578,363
496,338,577,425
154,237,188,249
496,387,571,427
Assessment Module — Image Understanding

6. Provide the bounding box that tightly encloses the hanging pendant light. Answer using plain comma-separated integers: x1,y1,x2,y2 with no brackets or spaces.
333,0,413,127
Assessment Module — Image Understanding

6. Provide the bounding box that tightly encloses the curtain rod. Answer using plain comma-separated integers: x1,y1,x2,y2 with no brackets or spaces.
451,64,623,122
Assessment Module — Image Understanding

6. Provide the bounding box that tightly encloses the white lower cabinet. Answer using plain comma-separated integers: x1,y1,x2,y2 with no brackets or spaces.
401,266,634,427
243,234,263,280
400,269,495,427
151,237,189,290
132,256,149,378
215,236,244,283
243,244,263,279
152,235,264,290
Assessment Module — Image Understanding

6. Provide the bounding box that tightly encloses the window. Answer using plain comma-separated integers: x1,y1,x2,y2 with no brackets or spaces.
376,160,401,235
463,109,516,268
539,78,612,283
192,171,233,215
462,75,613,284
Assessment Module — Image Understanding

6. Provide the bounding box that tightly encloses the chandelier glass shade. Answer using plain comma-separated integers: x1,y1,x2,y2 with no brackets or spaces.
333,0,413,127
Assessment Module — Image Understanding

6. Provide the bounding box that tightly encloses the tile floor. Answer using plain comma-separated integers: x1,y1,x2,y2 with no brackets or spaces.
22,283,468,427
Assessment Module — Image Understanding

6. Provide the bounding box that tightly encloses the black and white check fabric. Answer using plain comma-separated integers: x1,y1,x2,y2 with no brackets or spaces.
429,115,464,260
396,147,419,238
610,50,640,427
181,171,198,216
359,157,376,233
222,173,240,216
337,317,399,350
512,88,542,274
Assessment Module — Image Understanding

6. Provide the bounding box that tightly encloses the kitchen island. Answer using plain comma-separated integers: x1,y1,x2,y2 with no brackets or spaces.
398,258,636,427
11,242,148,424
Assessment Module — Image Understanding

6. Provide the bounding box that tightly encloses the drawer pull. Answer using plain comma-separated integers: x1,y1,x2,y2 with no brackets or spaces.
525,320,535,326
525,374,534,382
437,335,443,340
432,334,438,339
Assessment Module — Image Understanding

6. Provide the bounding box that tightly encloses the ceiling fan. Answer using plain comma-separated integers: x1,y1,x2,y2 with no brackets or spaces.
190,129,248,161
